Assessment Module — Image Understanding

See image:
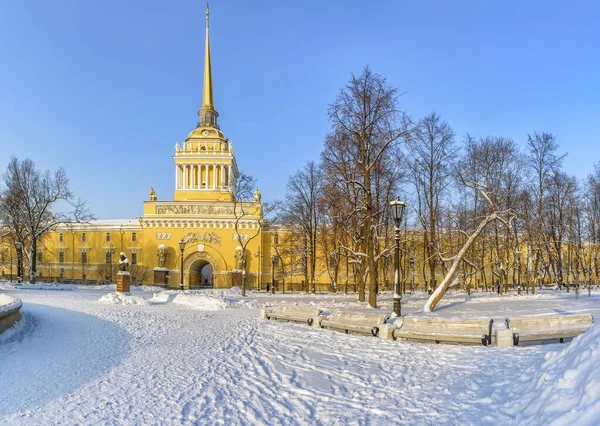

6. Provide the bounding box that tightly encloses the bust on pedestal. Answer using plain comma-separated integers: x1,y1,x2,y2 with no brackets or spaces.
116,252,131,293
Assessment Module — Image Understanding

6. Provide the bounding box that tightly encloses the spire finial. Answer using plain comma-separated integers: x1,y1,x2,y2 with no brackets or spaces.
206,2,209,27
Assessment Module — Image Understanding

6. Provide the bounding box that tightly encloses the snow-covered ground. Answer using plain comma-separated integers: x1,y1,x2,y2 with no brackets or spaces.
1,285,600,425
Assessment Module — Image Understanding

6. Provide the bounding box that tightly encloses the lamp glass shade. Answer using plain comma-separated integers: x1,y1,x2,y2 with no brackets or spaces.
15,241,22,249
389,199,406,224
179,240,186,251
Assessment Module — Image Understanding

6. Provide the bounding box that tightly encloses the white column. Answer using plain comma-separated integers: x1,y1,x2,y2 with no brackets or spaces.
185,164,189,189
175,165,179,189
213,164,216,189
228,165,232,187
204,164,208,189
194,165,198,189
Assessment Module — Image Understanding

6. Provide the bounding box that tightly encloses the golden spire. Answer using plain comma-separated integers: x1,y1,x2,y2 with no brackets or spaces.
202,2,214,112
198,2,218,127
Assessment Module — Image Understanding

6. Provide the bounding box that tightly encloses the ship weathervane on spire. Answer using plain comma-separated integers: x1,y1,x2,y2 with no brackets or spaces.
206,2,209,26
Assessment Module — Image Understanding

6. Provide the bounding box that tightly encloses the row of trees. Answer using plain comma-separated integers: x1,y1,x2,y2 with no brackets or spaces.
276,66,600,308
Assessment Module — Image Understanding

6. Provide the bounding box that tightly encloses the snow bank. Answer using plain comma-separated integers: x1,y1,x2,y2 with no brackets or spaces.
170,294,229,311
98,292,149,306
501,324,600,425
150,289,262,310
0,294,22,316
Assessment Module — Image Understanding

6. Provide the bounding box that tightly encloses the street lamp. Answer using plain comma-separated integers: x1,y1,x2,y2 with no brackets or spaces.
271,255,275,294
410,256,415,292
516,250,522,295
389,198,406,317
15,241,23,283
109,243,116,282
179,239,186,291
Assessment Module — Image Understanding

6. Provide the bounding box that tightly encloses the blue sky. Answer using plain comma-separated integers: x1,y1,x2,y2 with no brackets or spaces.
1,0,599,219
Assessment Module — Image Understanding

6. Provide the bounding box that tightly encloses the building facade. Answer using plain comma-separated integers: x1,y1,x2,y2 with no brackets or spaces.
2,8,281,289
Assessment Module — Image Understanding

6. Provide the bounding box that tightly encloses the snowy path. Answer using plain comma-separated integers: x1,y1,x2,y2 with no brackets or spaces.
0,289,583,425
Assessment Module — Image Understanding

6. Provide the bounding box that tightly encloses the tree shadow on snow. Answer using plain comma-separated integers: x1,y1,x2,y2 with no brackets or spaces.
0,303,131,417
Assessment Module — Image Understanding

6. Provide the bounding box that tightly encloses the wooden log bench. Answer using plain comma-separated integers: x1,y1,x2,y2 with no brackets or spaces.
506,314,594,346
393,316,493,346
260,305,322,326
320,311,390,337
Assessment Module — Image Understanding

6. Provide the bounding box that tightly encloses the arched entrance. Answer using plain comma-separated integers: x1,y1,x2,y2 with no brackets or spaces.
189,259,214,289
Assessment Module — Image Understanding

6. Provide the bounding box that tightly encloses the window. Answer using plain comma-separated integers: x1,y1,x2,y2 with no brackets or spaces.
131,232,137,242
59,233,64,242
37,251,43,263
81,251,87,264
105,251,111,264
59,251,64,264
105,233,111,242
131,252,137,265
273,235,279,245
273,255,280,268
81,233,87,242
1,251,6,263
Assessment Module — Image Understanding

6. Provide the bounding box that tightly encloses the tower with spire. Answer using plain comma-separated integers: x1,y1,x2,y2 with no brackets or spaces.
171,2,238,202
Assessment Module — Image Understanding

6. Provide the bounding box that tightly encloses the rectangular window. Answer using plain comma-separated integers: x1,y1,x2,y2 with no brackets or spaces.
59,251,65,264
37,251,43,263
59,233,64,242
105,251,111,264
81,233,87,242
273,256,280,268
131,252,137,265
81,251,87,264
1,251,5,263
273,235,279,245
131,233,137,242
105,233,111,242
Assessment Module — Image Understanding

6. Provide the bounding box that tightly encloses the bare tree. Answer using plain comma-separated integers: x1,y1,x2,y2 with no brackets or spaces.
0,157,92,283
524,132,566,292
323,66,410,308
406,112,457,293
230,171,274,296
279,161,323,293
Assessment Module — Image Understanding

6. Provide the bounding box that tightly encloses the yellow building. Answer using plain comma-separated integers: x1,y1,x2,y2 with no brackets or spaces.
14,7,276,289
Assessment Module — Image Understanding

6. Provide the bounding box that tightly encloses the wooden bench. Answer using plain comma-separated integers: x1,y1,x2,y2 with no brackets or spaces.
394,316,493,346
261,305,322,326
320,311,390,337
506,314,594,345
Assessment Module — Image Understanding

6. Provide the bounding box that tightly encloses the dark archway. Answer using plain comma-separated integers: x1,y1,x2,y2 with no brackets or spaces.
189,259,214,289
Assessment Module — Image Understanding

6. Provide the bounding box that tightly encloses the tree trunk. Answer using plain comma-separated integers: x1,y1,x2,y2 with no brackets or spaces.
424,213,497,312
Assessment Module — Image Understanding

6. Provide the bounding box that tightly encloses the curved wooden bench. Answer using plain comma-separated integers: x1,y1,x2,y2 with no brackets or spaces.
261,305,322,326
506,314,594,345
320,311,389,337
394,316,493,346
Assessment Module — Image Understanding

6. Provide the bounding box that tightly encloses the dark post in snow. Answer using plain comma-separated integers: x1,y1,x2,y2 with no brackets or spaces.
15,241,23,283
390,199,406,318
179,239,186,291
271,255,275,294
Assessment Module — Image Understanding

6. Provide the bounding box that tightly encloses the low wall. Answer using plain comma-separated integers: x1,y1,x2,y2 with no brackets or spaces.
0,295,23,336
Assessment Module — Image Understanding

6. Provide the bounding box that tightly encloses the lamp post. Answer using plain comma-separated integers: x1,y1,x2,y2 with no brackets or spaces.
389,198,406,317
516,250,522,295
109,243,116,282
179,239,186,291
271,255,275,294
15,241,23,283
410,256,415,292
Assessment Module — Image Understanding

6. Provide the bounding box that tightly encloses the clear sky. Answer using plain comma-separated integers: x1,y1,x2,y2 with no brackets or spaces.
1,1,599,219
